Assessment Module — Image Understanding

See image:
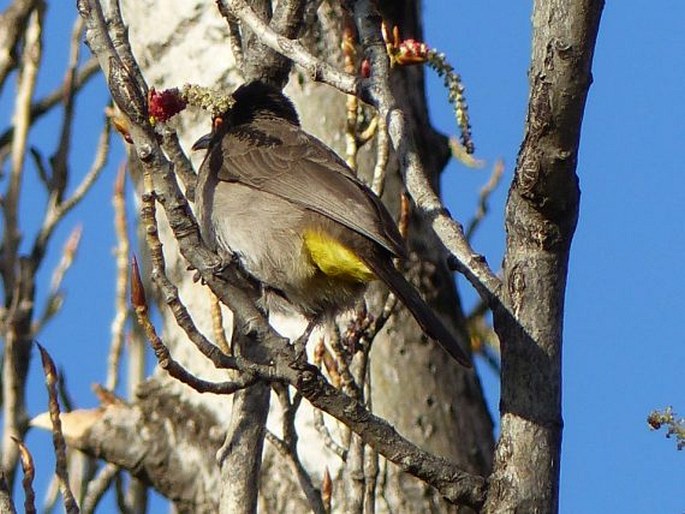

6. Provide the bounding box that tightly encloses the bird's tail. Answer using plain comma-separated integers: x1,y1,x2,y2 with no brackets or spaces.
368,262,472,368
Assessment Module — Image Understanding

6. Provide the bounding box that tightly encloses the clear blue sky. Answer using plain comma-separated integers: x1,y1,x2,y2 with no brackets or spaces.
4,1,682,512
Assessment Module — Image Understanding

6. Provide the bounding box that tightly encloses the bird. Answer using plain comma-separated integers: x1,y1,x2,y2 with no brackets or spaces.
192,80,471,368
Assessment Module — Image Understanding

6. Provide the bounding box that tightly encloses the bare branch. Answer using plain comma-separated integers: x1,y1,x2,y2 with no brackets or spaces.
48,16,84,203
38,345,80,513
352,0,503,309
465,159,505,241
312,408,347,461
130,257,256,395
53,119,111,215
342,18,360,170
0,58,100,158
363,442,379,514
296,365,487,507
81,464,118,514
32,119,111,265
266,431,326,514
0,0,40,92
31,224,83,335
370,116,389,196
221,0,359,93
160,129,196,201
3,2,42,296
137,179,242,372
106,163,130,391
1,3,44,486
215,0,244,71
12,437,36,514
267,385,325,514
209,291,232,355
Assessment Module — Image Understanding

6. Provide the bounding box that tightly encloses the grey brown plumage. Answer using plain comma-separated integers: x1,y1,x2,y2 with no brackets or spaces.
194,81,472,367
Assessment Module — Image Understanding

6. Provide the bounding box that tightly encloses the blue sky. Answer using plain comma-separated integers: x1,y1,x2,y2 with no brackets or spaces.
2,1,682,512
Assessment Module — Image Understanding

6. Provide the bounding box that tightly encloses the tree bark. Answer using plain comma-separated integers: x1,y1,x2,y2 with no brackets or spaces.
486,1,604,512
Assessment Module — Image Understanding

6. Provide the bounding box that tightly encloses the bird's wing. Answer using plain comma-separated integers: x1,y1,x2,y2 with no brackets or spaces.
212,118,406,257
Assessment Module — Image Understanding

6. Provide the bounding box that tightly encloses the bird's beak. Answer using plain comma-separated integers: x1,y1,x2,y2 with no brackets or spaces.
192,132,213,151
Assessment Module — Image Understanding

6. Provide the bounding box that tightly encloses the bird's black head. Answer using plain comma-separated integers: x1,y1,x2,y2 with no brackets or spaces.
229,81,300,126
192,81,299,151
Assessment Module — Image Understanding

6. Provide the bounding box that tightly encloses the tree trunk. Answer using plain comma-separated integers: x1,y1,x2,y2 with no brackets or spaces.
486,1,604,512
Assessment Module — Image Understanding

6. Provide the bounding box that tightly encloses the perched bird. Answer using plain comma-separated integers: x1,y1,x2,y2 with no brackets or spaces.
193,81,471,367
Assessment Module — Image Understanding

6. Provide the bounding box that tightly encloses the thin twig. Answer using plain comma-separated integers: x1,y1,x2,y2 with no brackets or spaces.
32,224,83,335
48,16,84,202
265,431,326,514
0,0,40,91
60,119,111,216
465,159,504,241
370,116,389,196
81,464,118,514
48,227,82,308
1,4,44,487
292,317,318,357
342,18,359,171
0,58,100,156
326,325,361,400
29,146,49,187
38,345,80,513
124,165,147,514
222,0,359,94
311,343,348,460
102,0,147,97
3,2,42,298
344,312,373,514
268,384,326,514
12,437,36,514
210,291,232,355
215,0,244,70
106,163,130,391
345,434,365,514
32,119,111,264
315,337,341,388
312,408,347,461
131,257,258,394
138,180,241,371
353,0,503,308
366,293,398,347
160,129,197,201
363,432,379,514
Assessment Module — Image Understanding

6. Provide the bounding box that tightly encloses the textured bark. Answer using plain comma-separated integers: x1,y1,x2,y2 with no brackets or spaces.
76,0,493,511
218,383,270,514
486,1,604,512
72,379,224,513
